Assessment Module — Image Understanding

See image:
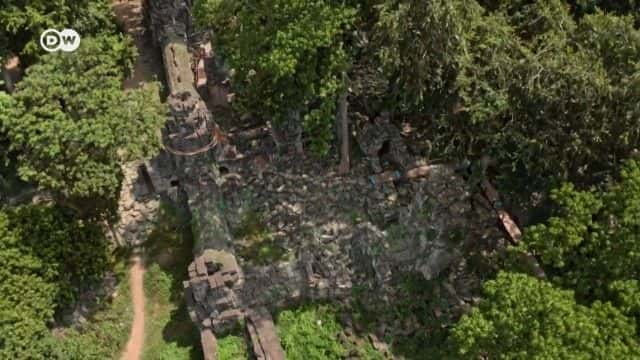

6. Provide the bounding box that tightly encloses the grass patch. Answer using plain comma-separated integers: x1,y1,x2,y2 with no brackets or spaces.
276,304,384,360
218,334,248,360
142,202,203,360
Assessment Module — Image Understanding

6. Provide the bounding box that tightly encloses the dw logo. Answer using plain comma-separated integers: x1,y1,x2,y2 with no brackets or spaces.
40,29,81,52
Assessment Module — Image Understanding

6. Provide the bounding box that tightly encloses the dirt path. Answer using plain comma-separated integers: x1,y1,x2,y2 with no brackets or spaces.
111,1,165,358
112,0,164,90
121,256,146,360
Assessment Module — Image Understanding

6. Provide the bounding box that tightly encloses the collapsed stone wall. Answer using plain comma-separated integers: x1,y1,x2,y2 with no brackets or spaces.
220,158,506,312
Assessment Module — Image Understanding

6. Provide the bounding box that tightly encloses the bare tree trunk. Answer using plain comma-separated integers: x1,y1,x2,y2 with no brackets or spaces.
337,77,350,174
2,56,21,93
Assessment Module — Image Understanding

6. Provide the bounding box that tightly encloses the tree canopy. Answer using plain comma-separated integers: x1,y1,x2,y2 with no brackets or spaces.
372,0,640,203
195,0,357,155
521,159,640,309
0,0,117,61
0,205,110,359
451,271,640,359
0,35,165,213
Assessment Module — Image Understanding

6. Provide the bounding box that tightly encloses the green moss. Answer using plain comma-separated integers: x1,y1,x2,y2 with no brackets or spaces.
234,210,287,265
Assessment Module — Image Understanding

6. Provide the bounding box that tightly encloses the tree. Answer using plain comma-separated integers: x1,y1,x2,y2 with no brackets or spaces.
521,159,640,305
570,1,640,26
0,0,117,61
0,205,110,359
374,0,640,205
337,84,350,174
0,211,54,359
451,272,640,359
0,35,166,214
195,0,357,156
374,0,470,109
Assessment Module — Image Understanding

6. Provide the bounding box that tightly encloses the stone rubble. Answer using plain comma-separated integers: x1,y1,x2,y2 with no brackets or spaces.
107,161,160,248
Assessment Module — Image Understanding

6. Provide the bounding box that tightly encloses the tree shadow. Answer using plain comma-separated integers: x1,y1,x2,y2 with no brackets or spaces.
144,198,205,359
162,303,204,360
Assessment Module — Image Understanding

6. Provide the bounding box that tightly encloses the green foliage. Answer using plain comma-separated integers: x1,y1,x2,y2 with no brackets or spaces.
143,201,202,360
522,160,640,303
575,12,640,81
277,304,347,360
499,0,577,43
0,205,111,359
0,211,54,359
523,183,602,267
350,273,462,359
143,265,202,360
0,35,165,212
0,92,12,167
217,335,248,360
39,270,133,360
375,0,468,107
572,0,640,25
0,0,117,61
195,0,356,156
374,0,640,203
451,272,640,359
609,280,640,330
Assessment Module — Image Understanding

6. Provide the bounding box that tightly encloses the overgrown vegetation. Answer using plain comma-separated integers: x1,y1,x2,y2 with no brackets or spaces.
195,0,356,156
142,202,253,359
0,35,166,216
350,274,456,359
40,268,133,360
276,304,383,360
217,335,248,360
451,272,640,358
142,203,202,360
519,159,640,320
0,0,118,63
0,205,114,359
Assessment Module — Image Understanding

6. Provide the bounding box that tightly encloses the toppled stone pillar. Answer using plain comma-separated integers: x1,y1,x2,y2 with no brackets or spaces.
246,307,286,360
200,329,218,360
149,2,286,359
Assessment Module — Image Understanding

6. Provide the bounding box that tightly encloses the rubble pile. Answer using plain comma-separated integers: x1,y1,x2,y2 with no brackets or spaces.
108,161,160,248
220,150,506,309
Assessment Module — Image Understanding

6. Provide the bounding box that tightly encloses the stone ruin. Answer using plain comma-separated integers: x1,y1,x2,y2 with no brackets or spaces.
143,1,538,358
148,1,287,358
184,250,243,333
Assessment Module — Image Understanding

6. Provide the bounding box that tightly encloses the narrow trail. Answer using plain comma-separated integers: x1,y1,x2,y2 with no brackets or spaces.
111,0,164,359
121,256,146,360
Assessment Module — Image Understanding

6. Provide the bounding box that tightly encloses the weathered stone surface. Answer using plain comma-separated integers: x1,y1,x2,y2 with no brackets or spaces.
246,307,286,360
108,161,161,248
